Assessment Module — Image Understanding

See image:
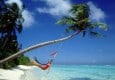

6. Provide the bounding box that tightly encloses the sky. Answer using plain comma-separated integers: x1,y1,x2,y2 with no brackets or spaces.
6,0,115,65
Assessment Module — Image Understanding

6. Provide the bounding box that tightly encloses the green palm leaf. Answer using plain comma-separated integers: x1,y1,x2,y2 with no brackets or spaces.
90,31,103,37
90,23,108,31
56,17,76,25
98,23,108,31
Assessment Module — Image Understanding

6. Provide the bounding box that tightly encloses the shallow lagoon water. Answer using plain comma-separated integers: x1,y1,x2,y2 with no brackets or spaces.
29,65,115,80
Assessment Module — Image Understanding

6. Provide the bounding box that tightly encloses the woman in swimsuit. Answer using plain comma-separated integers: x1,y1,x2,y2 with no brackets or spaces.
31,51,57,70
31,58,53,70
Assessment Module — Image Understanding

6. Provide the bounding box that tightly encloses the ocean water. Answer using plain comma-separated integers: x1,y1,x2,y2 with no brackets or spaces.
27,65,115,80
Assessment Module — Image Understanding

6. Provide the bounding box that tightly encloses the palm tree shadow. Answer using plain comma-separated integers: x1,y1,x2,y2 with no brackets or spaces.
68,77,97,80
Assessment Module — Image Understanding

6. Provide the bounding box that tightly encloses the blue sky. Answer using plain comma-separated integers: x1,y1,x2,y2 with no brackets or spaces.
7,0,115,65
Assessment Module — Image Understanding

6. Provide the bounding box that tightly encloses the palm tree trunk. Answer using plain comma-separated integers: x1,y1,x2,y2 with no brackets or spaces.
0,31,81,65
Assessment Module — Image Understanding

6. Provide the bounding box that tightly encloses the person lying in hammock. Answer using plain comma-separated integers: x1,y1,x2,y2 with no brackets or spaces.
31,57,53,70
31,51,58,70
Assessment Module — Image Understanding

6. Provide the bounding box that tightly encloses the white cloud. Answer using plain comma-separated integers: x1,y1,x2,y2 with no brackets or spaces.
87,2,106,22
36,0,72,17
6,0,35,27
6,0,23,11
22,10,35,27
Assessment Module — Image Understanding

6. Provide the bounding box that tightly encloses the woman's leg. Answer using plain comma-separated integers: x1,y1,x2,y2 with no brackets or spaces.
31,60,48,70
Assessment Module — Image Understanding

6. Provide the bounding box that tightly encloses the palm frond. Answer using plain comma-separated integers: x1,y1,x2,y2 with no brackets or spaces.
70,4,89,19
65,26,76,33
90,31,103,37
98,23,108,31
56,17,76,25
17,25,22,33
82,31,86,37
90,23,108,31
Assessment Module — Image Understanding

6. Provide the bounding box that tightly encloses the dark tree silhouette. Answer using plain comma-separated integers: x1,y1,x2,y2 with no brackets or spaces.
0,0,30,69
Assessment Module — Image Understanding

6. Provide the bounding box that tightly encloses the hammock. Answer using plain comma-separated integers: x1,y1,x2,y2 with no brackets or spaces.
32,51,58,71
34,51,58,65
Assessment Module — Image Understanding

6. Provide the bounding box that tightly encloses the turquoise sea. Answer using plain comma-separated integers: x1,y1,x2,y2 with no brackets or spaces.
27,65,115,80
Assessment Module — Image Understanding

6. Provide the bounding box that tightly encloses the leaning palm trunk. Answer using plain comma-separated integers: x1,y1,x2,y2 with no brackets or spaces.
0,31,81,65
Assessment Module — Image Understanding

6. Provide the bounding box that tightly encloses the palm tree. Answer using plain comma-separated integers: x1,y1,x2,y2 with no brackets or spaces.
0,1,24,68
0,4,107,65
0,2,23,52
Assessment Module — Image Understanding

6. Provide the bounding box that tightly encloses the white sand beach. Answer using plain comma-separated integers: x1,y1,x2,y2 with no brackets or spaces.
0,65,115,80
0,65,37,80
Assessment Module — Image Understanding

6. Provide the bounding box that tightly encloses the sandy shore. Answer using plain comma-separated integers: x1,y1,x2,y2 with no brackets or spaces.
0,65,36,80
